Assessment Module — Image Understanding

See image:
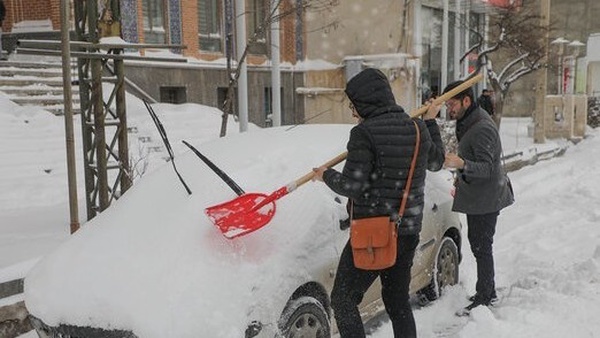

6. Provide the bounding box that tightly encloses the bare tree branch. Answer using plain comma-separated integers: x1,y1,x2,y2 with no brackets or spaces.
456,1,554,127
498,52,530,82
219,0,339,137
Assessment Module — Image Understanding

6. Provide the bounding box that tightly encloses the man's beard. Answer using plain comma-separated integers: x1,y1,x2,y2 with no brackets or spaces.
450,105,466,120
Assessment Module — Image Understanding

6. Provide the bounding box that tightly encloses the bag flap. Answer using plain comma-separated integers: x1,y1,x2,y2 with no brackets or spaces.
350,217,393,249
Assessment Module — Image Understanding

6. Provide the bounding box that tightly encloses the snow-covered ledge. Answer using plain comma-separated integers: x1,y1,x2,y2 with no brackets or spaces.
11,20,54,33
296,87,345,97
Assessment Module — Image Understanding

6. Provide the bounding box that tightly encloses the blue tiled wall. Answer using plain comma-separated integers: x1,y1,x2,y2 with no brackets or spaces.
168,0,182,51
120,0,139,43
120,0,182,50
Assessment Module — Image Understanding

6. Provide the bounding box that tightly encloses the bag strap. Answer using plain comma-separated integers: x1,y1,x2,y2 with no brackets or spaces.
397,120,421,218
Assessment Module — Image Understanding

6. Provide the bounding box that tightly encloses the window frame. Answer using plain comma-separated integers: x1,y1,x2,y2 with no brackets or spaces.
142,0,168,44
246,0,269,55
198,0,224,53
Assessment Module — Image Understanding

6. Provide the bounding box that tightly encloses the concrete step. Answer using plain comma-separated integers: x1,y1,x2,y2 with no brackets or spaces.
0,60,76,70
11,96,80,106
0,77,67,87
16,104,82,116
0,68,78,78
0,57,83,116
0,87,79,96
0,279,22,300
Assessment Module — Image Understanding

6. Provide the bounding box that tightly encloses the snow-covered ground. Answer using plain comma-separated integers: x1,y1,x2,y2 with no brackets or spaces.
2,87,599,337
371,126,600,337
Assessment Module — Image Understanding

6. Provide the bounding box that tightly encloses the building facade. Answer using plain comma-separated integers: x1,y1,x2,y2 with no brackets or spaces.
3,0,596,127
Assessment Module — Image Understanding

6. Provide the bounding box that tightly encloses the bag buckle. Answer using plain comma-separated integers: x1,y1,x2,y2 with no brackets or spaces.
394,216,402,229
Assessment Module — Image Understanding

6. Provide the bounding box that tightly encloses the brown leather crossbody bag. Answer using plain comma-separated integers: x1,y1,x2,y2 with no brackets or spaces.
350,120,421,270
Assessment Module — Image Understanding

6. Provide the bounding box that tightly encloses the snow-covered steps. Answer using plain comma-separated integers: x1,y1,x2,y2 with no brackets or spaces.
0,59,80,116
0,67,77,78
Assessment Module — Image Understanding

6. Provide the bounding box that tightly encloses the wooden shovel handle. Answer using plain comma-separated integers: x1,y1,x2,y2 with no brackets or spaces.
410,73,483,118
295,152,348,188
296,73,484,190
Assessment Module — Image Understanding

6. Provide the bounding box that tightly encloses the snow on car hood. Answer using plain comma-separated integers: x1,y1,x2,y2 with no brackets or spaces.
25,124,353,337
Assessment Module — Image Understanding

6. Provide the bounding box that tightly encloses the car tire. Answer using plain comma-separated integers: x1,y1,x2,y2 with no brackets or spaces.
277,296,331,338
420,236,459,303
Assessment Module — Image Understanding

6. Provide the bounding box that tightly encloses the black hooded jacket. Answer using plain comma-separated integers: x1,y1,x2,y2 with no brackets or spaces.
322,68,445,235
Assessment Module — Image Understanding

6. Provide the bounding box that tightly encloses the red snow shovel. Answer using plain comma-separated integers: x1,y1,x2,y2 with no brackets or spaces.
206,152,348,239
206,73,483,239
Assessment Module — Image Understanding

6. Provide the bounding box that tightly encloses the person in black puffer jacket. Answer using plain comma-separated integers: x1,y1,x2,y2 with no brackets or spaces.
313,68,444,338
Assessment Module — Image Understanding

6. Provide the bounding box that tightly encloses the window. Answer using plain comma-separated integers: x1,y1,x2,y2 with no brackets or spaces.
247,0,268,55
198,0,223,52
160,87,187,104
142,0,167,44
264,87,283,126
420,6,443,95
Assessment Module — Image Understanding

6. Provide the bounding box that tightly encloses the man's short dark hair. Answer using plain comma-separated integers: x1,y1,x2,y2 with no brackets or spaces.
481,89,490,94
443,80,475,102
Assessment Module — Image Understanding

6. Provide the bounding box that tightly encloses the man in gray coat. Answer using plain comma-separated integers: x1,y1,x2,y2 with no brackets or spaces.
441,80,514,315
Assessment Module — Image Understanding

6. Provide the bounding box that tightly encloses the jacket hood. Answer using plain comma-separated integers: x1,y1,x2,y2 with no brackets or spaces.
345,68,398,119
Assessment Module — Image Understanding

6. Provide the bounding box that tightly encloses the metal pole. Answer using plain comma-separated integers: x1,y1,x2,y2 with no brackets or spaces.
60,0,80,234
464,1,471,77
534,0,550,144
413,0,422,107
483,13,489,87
441,0,449,118
235,0,249,132
115,57,132,193
271,0,281,127
92,57,109,210
453,0,460,79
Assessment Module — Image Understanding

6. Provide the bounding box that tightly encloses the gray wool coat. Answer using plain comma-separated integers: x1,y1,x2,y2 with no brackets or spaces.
453,104,514,215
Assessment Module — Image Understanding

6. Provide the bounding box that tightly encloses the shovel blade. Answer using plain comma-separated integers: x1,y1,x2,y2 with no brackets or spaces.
205,193,276,239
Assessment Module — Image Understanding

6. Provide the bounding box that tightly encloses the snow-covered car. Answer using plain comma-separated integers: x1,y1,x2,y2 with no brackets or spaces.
25,124,462,338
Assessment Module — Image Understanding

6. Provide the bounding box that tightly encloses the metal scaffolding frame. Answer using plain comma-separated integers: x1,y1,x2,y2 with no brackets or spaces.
74,0,131,219
17,0,185,222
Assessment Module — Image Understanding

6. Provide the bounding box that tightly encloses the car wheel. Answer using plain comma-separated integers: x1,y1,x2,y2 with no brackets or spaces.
420,236,459,303
278,296,330,338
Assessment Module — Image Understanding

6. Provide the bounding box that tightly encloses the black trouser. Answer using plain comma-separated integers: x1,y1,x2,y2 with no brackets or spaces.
466,212,499,302
330,234,419,338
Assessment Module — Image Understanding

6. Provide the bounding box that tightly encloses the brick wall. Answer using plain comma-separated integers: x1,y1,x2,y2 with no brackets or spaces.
48,0,61,30
136,0,144,43
180,1,200,59
280,0,296,64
